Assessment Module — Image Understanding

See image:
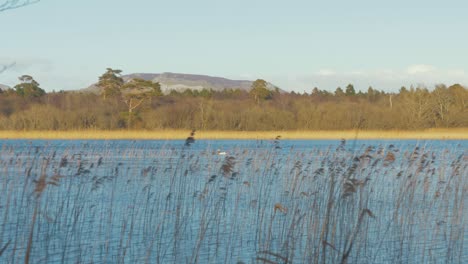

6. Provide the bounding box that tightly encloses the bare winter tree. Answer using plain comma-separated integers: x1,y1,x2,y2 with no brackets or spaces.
0,62,15,74
1,1,39,74
0,0,39,12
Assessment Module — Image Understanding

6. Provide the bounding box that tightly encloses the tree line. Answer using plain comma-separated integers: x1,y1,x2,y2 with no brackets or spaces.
0,69,467,130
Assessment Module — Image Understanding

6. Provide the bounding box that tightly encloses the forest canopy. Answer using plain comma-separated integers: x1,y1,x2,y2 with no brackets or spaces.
0,71,467,131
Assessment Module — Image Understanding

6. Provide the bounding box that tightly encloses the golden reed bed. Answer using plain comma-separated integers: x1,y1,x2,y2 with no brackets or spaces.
0,129,466,140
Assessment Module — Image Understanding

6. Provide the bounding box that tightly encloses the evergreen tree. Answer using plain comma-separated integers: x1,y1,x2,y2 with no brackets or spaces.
335,87,344,97
14,75,45,98
249,79,272,103
97,68,124,100
345,83,356,96
121,78,162,128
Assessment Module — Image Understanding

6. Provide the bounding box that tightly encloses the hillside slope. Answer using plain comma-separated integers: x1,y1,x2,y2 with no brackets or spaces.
82,72,279,94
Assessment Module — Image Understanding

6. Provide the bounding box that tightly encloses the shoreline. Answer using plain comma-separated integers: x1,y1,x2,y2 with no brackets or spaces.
0,129,467,140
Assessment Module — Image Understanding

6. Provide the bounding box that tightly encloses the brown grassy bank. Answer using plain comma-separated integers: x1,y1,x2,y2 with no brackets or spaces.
0,129,466,140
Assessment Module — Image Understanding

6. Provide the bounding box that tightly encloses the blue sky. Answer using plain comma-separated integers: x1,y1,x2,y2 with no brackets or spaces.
1,0,467,92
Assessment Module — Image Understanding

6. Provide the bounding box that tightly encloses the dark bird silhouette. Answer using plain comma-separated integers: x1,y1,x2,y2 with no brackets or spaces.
185,129,196,146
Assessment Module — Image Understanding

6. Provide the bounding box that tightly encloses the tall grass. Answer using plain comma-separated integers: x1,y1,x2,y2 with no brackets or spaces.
0,138,466,263
0,128,467,140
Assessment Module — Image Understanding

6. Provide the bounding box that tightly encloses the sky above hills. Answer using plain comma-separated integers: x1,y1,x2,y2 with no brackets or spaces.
1,0,467,92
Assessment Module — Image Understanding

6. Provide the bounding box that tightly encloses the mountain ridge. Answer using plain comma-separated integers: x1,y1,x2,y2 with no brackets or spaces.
82,72,280,94
0,84,10,91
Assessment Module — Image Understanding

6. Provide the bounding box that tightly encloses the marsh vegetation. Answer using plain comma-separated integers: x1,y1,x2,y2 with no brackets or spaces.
0,138,466,263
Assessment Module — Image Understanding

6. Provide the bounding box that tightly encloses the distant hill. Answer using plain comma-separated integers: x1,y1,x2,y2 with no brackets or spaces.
82,72,280,94
0,84,10,91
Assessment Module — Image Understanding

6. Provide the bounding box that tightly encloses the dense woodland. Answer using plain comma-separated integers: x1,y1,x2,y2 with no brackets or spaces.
0,69,467,130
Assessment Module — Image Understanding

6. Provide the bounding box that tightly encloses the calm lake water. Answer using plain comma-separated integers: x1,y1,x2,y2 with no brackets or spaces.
0,139,466,263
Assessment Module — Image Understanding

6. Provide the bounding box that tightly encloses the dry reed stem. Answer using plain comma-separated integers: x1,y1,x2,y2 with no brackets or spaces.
274,203,288,214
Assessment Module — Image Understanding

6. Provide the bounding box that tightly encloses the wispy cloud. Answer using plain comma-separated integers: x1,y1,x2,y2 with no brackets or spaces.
407,64,436,75
269,65,468,92
446,69,465,76
316,69,336,76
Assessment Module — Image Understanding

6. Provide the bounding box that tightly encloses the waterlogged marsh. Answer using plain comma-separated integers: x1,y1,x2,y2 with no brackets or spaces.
0,139,466,263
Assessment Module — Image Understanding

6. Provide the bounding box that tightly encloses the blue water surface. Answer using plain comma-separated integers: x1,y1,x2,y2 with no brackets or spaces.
0,139,466,263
